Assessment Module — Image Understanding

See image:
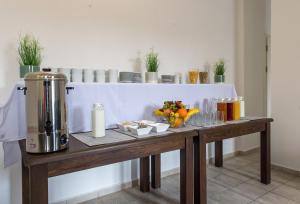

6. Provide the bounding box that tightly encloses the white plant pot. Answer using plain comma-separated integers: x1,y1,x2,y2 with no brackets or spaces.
145,72,158,83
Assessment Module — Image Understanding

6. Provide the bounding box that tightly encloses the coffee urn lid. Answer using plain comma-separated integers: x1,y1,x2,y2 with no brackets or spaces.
24,72,67,81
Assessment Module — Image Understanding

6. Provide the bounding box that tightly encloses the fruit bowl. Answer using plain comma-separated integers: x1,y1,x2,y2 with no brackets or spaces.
154,101,200,128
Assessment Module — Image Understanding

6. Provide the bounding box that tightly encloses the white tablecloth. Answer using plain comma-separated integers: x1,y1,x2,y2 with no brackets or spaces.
0,82,237,166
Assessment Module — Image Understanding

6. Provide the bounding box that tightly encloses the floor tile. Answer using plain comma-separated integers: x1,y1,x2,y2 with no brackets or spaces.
80,150,300,204
286,176,300,190
207,180,228,198
207,166,222,179
224,157,253,168
272,185,300,203
209,173,245,188
246,179,282,192
271,169,296,184
231,182,268,200
222,168,252,182
255,192,299,204
210,189,252,204
237,152,260,163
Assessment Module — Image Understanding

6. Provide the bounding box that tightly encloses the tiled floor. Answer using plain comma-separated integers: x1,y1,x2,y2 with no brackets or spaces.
82,151,300,204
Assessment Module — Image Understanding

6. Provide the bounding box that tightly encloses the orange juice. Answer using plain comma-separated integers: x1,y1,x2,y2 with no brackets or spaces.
233,99,241,120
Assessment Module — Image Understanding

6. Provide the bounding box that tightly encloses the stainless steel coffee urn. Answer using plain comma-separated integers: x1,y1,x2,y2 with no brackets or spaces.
19,71,72,153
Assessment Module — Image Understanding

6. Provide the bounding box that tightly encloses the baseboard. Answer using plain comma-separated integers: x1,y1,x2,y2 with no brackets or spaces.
208,151,237,164
271,163,300,176
235,147,260,156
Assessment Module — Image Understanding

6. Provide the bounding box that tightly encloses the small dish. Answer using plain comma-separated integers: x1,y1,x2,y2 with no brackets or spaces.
149,123,170,133
117,122,138,131
134,120,170,133
128,126,152,136
134,120,156,125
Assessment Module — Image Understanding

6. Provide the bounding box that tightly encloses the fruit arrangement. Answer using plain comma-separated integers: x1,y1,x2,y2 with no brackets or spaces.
154,101,200,128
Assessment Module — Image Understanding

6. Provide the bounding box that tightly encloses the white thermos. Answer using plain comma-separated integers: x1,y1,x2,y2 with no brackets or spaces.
92,103,105,137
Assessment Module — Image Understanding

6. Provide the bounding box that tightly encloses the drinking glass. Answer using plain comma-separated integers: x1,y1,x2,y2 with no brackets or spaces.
108,69,118,83
199,72,209,84
202,112,210,126
203,98,209,114
72,69,83,82
217,111,225,124
188,70,199,84
211,111,217,125
95,70,106,83
83,69,95,82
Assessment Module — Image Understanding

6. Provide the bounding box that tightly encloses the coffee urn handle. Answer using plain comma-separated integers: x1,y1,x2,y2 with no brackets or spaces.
66,87,74,94
17,87,27,95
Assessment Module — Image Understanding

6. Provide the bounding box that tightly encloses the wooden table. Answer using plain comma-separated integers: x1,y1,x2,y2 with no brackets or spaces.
148,118,273,204
20,130,197,204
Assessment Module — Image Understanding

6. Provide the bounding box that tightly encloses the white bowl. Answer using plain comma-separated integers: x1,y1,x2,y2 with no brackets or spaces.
149,123,170,133
128,126,152,136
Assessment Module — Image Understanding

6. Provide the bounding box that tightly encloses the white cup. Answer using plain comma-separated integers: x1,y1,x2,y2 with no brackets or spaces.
108,69,118,83
58,68,71,82
51,68,58,73
180,72,187,84
72,69,83,82
95,70,106,83
83,69,95,83
175,72,181,84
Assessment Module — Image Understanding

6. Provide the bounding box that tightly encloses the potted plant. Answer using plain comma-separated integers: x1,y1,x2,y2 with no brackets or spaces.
145,48,159,83
18,34,42,78
214,59,225,83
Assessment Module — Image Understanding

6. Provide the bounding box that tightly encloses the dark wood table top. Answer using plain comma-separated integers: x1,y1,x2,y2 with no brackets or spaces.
198,118,273,143
19,129,198,169
19,118,273,169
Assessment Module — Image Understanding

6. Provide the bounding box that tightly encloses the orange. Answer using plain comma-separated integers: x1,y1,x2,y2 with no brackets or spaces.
177,108,188,118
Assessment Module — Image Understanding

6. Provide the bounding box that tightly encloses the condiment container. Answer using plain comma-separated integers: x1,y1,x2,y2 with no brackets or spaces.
92,103,105,137
217,98,227,122
226,98,234,121
239,96,245,118
233,97,241,120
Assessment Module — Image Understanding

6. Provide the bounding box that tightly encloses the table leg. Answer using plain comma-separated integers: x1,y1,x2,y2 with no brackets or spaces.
215,140,223,167
22,161,30,204
30,164,48,204
151,154,161,188
180,136,193,204
140,157,150,192
194,135,207,204
261,122,271,184
194,137,200,204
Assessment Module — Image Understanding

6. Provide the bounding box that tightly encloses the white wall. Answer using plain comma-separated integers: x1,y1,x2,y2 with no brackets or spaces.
0,0,236,203
270,0,300,171
235,0,267,151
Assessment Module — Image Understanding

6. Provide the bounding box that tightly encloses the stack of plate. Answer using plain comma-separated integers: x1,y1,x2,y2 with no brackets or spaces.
161,75,175,83
119,72,142,83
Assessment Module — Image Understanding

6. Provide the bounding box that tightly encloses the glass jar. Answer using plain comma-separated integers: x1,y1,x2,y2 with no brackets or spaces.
233,97,240,120
226,98,234,121
239,96,245,118
217,98,227,122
